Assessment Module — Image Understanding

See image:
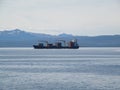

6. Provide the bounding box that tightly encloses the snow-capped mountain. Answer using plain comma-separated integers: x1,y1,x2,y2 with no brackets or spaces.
0,29,120,47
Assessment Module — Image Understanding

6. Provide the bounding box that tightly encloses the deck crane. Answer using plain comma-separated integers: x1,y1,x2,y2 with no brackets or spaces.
57,40,66,46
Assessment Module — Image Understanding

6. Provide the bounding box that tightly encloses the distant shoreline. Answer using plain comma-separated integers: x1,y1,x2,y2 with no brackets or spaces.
0,29,120,47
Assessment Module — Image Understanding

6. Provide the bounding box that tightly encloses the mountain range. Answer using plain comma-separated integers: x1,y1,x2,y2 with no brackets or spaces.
0,29,120,47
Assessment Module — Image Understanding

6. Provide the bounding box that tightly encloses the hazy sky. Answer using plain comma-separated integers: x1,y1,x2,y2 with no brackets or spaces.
0,0,120,35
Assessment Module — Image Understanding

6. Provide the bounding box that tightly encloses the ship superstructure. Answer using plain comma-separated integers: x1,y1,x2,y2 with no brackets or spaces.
33,39,79,49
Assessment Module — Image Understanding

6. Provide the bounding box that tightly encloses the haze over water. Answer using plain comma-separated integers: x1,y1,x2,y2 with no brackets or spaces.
0,48,120,90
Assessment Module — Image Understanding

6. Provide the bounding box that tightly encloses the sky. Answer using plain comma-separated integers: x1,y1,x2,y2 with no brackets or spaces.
0,0,120,35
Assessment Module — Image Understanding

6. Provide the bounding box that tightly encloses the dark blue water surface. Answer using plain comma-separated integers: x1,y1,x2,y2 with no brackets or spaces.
0,47,120,90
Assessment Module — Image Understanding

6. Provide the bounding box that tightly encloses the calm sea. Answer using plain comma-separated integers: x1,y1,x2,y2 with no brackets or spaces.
0,48,120,90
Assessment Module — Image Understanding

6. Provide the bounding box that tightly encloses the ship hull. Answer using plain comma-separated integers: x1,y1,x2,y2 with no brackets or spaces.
33,45,79,49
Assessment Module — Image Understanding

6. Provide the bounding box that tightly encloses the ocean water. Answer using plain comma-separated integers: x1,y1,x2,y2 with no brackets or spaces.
0,47,120,90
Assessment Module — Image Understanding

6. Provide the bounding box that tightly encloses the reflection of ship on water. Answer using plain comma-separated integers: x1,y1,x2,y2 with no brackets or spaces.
33,39,79,49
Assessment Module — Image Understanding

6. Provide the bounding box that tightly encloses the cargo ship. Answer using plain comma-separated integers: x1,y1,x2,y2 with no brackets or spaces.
33,39,79,49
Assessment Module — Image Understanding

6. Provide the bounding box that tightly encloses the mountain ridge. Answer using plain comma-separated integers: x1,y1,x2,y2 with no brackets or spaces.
0,29,120,47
